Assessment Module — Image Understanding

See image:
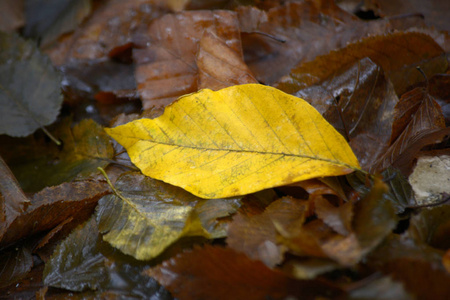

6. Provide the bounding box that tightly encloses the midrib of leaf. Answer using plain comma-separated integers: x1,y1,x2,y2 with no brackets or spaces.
135,138,360,172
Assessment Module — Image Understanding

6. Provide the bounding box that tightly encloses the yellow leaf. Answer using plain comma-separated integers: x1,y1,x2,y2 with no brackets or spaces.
106,84,360,198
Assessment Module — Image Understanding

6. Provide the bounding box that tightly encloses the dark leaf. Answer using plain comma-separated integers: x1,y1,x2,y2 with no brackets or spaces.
0,156,28,239
4,118,114,193
0,180,109,247
24,0,91,47
0,32,63,137
227,196,308,267
0,245,33,289
371,88,446,174
0,0,24,32
146,245,343,300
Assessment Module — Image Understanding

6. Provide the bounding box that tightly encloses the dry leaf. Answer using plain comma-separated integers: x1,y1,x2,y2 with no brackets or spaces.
106,84,360,198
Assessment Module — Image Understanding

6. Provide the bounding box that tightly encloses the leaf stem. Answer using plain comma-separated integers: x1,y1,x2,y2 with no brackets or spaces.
97,167,120,196
40,126,61,146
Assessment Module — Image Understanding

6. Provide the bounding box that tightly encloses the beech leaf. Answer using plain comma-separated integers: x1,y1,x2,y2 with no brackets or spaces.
106,84,360,199
0,32,63,137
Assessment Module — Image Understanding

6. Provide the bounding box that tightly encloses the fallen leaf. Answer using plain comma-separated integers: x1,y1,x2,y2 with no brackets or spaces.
408,155,450,205
227,196,308,267
106,84,360,199
96,172,241,260
0,32,63,137
239,2,422,85
0,156,29,239
43,216,172,298
0,180,109,247
23,0,91,47
314,195,353,236
6,118,114,193
348,275,413,300
294,57,399,169
132,10,242,108
146,245,344,300
0,0,24,32
0,245,33,289
276,32,444,96
368,0,450,32
196,30,257,90
44,0,167,65
43,217,108,292
371,87,446,174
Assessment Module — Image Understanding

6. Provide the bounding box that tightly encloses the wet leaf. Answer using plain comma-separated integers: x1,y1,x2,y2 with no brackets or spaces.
96,172,241,260
43,217,108,291
44,0,167,65
196,30,257,90
0,156,28,239
132,10,242,108
0,180,109,247
294,57,399,169
8,118,114,192
276,32,444,96
0,32,63,137
348,275,413,300
44,216,172,298
347,168,415,213
0,245,33,289
227,196,308,267
106,84,360,199
146,245,343,300
314,195,353,236
24,0,91,47
371,87,446,174
239,2,421,85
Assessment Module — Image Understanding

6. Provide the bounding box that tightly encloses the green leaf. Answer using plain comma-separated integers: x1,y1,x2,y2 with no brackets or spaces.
0,32,63,137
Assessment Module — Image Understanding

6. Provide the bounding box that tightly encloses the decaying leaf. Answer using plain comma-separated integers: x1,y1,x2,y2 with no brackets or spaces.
96,172,241,260
23,0,91,47
0,156,28,239
227,196,308,267
276,32,444,96
0,32,63,137
0,180,109,247
132,10,243,108
146,245,343,300
0,0,24,32
106,84,360,198
6,118,114,192
371,87,446,174
0,245,33,289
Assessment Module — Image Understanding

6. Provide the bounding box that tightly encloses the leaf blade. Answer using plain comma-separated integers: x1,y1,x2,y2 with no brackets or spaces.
107,84,360,198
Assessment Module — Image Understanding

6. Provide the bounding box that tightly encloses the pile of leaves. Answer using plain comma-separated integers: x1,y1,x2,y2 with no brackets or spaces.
1,0,450,299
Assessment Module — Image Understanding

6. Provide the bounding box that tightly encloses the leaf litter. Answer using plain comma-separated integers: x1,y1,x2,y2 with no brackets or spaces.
0,0,449,299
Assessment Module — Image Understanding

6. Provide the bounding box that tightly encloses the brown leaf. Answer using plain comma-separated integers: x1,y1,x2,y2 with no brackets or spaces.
294,57,399,169
276,32,444,95
0,180,109,247
132,10,242,109
196,30,257,90
0,245,33,289
0,156,29,239
239,1,422,85
314,195,353,236
0,0,24,32
227,197,308,267
44,0,167,65
371,88,447,173
368,0,450,32
146,245,343,300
